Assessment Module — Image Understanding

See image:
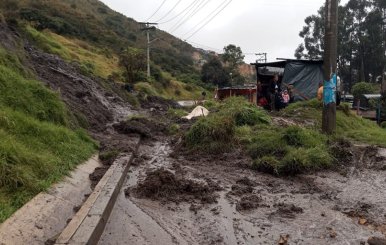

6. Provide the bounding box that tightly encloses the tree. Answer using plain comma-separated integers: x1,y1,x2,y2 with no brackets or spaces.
351,81,376,99
221,44,246,85
222,44,245,72
118,47,146,83
296,0,385,91
201,56,229,87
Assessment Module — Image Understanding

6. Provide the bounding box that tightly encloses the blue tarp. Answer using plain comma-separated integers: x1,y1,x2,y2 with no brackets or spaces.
281,61,324,101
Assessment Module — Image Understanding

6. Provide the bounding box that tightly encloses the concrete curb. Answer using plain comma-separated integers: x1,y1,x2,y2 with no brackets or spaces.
55,142,139,245
0,155,101,245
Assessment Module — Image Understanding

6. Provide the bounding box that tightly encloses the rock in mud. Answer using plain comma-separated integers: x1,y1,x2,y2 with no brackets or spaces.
236,195,262,211
113,117,167,138
89,166,109,189
228,184,253,196
129,168,220,204
368,237,386,245
278,234,290,244
271,203,304,219
236,176,257,187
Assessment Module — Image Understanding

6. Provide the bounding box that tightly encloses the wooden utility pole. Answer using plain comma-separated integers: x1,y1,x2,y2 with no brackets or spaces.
322,0,338,134
139,22,158,79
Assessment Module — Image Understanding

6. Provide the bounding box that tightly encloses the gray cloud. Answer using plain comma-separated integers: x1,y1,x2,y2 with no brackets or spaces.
101,0,349,63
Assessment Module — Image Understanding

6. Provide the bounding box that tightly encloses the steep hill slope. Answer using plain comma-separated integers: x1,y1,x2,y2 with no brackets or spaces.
0,22,97,222
1,0,204,82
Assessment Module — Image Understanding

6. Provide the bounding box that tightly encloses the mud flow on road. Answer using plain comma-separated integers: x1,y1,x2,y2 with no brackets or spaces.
99,139,386,245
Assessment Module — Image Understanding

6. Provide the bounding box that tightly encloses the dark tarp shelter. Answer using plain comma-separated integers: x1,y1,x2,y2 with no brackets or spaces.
252,59,324,101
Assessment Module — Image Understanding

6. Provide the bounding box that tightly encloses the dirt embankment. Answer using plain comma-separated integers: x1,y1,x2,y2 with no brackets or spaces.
26,45,129,133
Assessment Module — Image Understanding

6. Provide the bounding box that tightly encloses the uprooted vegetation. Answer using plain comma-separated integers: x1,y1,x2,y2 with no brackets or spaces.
183,97,386,176
127,168,221,204
113,115,168,138
185,97,271,153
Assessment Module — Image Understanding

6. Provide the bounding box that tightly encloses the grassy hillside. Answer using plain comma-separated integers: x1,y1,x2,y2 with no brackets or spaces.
1,0,202,79
0,44,96,222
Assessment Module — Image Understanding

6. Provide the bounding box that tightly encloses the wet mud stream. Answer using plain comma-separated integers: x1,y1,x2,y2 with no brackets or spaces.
100,140,386,245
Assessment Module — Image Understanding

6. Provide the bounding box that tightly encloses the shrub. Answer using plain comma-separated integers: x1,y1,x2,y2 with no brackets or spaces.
381,121,386,129
174,89,181,96
185,115,235,153
168,124,180,135
134,82,158,96
277,146,332,175
219,97,271,126
247,129,287,159
252,156,280,174
282,126,326,148
184,84,194,91
167,108,188,120
351,82,376,99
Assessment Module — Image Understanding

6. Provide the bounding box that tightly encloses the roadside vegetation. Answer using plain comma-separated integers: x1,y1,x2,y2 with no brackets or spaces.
0,47,97,222
185,97,386,176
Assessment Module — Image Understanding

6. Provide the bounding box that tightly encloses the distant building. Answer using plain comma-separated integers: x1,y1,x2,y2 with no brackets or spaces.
215,85,257,104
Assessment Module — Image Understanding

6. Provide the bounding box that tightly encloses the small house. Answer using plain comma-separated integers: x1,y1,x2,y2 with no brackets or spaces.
215,85,257,104
252,59,324,101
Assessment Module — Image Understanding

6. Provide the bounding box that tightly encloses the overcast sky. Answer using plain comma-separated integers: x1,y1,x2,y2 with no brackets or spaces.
101,0,349,63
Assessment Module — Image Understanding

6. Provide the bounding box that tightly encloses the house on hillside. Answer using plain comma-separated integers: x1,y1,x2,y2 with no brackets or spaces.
252,59,324,102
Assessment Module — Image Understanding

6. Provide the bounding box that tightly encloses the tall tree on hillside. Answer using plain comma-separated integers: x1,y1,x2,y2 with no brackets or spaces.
222,44,246,85
222,44,245,71
119,47,146,83
201,56,230,87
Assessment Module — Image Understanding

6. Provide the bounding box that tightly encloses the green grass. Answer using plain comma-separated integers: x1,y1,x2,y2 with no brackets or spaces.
167,108,188,120
0,49,96,222
24,26,120,79
186,97,386,175
185,114,235,154
282,99,386,147
185,97,270,154
185,98,336,175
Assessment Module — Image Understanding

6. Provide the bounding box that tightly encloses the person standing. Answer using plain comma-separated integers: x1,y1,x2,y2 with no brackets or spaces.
269,74,280,110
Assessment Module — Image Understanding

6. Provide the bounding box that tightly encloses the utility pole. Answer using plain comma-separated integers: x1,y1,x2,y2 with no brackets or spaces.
255,53,267,63
139,22,158,79
322,0,338,134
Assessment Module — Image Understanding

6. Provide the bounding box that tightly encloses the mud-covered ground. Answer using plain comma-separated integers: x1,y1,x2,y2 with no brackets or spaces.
99,135,386,245
7,22,384,244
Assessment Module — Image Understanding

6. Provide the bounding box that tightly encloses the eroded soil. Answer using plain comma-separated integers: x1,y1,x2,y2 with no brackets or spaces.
100,138,386,245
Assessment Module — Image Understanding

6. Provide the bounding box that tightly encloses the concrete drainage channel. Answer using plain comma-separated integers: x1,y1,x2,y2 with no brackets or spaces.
55,140,141,245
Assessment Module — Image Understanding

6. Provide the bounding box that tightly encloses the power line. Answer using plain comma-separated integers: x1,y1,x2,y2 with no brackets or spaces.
145,0,167,22
184,0,233,40
169,0,212,33
181,0,229,37
155,0,183,22
187,40,223,53
159,0,200,24
168,0,203,32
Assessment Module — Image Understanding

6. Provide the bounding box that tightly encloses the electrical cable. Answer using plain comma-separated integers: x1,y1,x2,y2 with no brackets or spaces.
159,0,200,24
169,0,212,33
184,0,233,40
168,0,203,32
155,0,183,22
145,0,167,22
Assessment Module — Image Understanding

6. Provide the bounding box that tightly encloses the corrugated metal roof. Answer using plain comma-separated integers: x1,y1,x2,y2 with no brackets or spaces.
362,94,381,99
